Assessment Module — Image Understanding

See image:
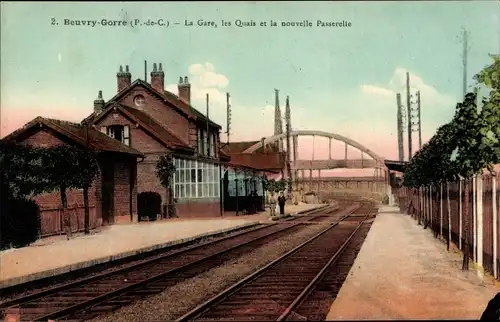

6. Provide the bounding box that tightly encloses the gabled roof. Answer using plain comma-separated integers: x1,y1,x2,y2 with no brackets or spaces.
220,149,231,162
222,141,259,154
163,90,221,129
222,140,281,154
84,79,221,129
90,103,194,153
1,117,144,157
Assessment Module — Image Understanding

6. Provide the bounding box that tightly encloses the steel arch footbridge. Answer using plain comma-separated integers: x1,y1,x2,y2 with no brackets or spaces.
243,130,400,202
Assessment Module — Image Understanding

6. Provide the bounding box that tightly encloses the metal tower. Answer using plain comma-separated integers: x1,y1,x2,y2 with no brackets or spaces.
274,89,284,152
396,93,405,162
285,96,293,193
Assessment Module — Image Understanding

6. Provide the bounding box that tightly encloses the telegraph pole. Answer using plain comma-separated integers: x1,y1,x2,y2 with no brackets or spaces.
226,93,231,146
406,72,412,160
206,93,210,156
417,91,422,149
462,27,469,97
396,93,405,162
285,96,293,194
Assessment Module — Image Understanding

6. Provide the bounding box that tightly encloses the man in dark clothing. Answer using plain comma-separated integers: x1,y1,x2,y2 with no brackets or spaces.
245,192,253,215
481,293,500,320
277,191,286,215
250,190,258,214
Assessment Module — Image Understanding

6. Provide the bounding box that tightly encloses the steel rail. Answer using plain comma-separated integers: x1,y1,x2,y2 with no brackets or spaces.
175,204,362,322
276,213,370,321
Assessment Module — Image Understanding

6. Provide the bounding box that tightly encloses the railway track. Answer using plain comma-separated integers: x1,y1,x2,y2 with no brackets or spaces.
176,204,374,321
285,220,373,321
0,204,354,322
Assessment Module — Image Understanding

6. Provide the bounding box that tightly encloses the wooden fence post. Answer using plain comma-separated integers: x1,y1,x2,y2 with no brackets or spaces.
447,182,452,250
440,182,443,237
477,174,484,278
493,175,498,279
473,175,477,262
459,179,463,250
420,187,423,221
430,185,433,231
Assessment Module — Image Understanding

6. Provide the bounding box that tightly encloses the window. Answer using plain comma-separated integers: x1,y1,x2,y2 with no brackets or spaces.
203,130,208,156
210,133,215,157
134,95,146,107
227,169,261,197
100,125,130,146
227,169,248,197
173,158,220,199
198,128,207,156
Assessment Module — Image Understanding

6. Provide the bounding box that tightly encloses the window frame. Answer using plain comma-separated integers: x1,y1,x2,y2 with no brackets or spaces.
173,157,220,200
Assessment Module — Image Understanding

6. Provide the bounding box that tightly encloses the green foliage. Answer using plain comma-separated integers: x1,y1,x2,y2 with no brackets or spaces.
403,122,458,187
0,142,53,198
474,54,500,91
44,145,100,192
0,142,99,198
0,142,100,240
264,178,287,192
403,55,500,187
1,196,41,249
156,154,176,189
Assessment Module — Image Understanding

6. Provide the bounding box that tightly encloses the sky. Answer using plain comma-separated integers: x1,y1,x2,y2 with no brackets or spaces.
1,1,499,176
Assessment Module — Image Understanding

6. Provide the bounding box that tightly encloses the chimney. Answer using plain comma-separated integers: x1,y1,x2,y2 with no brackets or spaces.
178,76,191,104
150,62,165,93
94,90,105,114
117,65,131,92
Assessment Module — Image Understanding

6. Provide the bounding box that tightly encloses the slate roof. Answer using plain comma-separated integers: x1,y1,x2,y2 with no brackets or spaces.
1,117,144,157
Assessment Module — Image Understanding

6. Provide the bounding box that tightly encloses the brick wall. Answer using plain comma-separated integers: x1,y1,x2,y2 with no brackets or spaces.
188,122,198,151
176,198,221,218
117,87,190,144
20,128,105,232
113,158,134,220
95,111,168,154
137,157,167,204
22,128,65,148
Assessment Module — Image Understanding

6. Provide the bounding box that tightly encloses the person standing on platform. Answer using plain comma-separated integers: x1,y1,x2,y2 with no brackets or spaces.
277,191,286,215
269,191,277,217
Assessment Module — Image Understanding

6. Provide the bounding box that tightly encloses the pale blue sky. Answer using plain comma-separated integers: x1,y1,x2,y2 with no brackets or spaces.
1,1,499,160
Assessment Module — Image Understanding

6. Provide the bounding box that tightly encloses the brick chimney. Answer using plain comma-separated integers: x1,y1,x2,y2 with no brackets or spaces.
150,63,165,93
117,65,131,92
178,76,191,104
94,90,105,114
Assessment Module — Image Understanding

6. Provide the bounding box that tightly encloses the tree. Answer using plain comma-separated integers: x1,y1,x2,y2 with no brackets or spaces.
0,142,55,199
44,145,99,239
264,178,287,193
403,54,500,271
72,149,99,234
156,153,176,218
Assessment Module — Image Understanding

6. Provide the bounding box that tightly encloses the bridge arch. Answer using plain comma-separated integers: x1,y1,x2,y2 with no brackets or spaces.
242,130,386,166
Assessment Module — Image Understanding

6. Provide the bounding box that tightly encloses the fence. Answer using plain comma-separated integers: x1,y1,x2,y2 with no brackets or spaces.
39,205,98,237
394,174,500,278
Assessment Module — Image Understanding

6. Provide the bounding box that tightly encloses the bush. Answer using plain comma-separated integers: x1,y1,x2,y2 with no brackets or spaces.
1,197,41,250
138,191,162,221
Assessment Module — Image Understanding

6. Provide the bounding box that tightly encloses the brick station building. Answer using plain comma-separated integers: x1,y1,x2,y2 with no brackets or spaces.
1,117,144,236
82,63,269,218
3,62,274,234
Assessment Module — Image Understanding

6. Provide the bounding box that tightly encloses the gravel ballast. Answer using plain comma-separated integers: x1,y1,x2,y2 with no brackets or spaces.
90,223,330,322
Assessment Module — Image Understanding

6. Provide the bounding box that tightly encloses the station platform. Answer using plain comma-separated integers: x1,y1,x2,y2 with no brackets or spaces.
326,205,498,320
0,203,323,289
